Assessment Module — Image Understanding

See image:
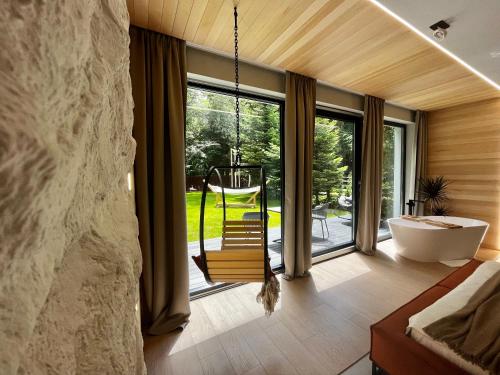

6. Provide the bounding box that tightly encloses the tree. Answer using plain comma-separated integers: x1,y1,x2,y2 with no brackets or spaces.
240,99,281,198
185,88,282,201
381,126,395,220
185,88,235,175
337,121,354,169
312,118,348,206
199,91,235,168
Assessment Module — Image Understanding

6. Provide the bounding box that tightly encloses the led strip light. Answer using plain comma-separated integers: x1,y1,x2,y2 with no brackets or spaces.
368,0,500,91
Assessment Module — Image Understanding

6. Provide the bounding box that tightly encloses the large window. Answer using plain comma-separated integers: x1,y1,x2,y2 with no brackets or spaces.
379,123,405,236
312,111,358,255
185,83,283,294
184,84,406,292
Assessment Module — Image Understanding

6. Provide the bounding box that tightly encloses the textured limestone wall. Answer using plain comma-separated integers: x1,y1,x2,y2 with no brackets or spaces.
0,1,144,374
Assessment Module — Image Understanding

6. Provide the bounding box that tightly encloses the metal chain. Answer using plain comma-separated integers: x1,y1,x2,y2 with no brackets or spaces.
233,5,241,166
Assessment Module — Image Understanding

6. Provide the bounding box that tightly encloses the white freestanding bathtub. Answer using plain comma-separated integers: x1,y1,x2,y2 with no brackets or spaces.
388,216,489,262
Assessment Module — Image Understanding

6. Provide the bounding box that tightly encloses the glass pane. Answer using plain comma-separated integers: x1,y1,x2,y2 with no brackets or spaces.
185,86,282,294
312,115,355,255
379,125,404,236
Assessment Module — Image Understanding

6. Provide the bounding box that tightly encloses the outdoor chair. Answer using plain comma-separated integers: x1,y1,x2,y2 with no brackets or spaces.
312,203,330,239
338,195,353,221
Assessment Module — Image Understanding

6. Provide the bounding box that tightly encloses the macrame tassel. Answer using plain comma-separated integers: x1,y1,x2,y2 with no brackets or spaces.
256,274,280,316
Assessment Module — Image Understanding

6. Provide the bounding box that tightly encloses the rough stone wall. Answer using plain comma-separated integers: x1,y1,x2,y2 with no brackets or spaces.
0,1,144,374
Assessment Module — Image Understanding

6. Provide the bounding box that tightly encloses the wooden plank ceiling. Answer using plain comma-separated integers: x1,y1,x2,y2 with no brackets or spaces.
127,0,499,110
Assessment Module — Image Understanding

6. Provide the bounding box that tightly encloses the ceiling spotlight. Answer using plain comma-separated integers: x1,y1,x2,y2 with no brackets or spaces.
429,20,450,41
432,27,447,41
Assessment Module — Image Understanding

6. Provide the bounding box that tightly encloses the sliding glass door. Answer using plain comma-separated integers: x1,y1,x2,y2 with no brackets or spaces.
185,83,283,294
185,87,405,292
312,110,359,255
379,122,405,236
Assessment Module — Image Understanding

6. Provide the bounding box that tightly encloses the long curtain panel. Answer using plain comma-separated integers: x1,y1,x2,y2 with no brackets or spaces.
129,26,190,335
284,71,316,279
414,110,428,216
355,95,385,255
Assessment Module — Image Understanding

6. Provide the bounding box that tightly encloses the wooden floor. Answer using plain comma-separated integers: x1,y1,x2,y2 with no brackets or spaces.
144,240,498,375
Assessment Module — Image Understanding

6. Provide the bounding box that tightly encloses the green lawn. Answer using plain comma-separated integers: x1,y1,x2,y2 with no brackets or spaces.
186,192,281,242
326,209,350,219
186,192,351,242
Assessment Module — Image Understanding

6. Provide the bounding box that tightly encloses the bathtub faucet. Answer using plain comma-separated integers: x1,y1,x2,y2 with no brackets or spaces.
406,199,424,215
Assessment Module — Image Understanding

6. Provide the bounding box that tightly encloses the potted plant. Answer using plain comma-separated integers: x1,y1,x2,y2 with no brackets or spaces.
418,176,450,216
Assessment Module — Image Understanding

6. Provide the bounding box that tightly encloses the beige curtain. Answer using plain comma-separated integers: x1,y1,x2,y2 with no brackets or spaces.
355,95,385,255
414,110,428,216
130,26,190,335
284,71,316,279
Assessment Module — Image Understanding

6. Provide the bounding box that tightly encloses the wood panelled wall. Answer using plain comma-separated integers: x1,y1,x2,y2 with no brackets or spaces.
428,98,500,249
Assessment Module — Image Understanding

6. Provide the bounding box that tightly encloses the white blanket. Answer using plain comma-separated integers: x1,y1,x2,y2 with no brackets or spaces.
407,261,500,375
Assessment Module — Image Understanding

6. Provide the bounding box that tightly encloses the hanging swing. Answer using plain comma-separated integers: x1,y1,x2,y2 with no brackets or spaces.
198,165,268,285
191,2,280,316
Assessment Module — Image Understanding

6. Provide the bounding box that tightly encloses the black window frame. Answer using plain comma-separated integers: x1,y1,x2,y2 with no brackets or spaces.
313,107,363,257
380,121,407,236
186,82,408,298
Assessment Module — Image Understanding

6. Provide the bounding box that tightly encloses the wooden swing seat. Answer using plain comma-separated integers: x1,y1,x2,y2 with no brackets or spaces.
205,220,265,283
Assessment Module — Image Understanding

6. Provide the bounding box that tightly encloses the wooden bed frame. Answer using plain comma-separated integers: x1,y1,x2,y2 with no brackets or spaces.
370,259,482,375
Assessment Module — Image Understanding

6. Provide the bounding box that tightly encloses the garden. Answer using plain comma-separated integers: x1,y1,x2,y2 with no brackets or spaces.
184,87,400,242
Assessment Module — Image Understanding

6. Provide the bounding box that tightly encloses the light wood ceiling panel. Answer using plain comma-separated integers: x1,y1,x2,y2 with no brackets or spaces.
129,0,499,110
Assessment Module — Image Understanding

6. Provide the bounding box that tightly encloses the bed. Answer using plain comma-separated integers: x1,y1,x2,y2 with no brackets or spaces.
370,259,490,375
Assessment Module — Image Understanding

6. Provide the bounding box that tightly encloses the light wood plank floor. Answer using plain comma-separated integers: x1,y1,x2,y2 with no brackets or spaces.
144,240,498,375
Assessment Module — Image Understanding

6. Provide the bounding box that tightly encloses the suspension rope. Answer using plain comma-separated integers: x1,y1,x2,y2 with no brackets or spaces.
233,5,241,166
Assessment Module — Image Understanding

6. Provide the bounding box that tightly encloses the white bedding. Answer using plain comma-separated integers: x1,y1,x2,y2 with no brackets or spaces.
407,261,500,375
